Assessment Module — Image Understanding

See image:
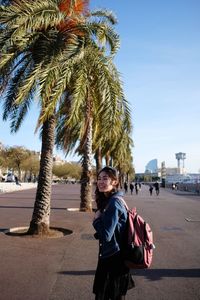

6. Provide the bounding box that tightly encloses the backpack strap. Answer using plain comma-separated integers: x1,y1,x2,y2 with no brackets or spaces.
115,196,129,210
116,197,138,246
116,197,137,216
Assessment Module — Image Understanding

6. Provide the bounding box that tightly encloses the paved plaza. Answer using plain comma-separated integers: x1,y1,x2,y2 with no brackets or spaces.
0,183,200,300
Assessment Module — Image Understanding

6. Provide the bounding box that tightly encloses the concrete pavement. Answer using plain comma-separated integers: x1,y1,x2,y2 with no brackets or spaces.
0,182,37,193
0,184,200,300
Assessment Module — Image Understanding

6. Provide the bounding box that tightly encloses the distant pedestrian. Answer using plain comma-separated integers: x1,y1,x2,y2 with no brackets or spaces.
149,185,153,196
130,182,134,195
135,182,139,195
124,181,128,194
15,175,21,186
154,181,160,196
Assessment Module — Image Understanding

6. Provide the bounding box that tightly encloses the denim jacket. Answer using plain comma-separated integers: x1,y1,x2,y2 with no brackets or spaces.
93,191,127,259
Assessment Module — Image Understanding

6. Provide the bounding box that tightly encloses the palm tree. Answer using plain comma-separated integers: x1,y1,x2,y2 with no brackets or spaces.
93,89,133,169
0,0,87,235
92,100,133,187
56,43,126,211
112,136,134,187
0,0,122,233
108,112,133,177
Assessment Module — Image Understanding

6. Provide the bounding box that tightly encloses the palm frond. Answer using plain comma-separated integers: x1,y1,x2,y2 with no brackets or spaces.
14,62,42,105
90,9,118,25
2,57,31,120
0,0,65,53
80,21,120,55
0,53,15,69
9,87,35,133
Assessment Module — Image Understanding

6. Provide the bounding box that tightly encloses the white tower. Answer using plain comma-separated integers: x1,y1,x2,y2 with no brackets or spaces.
175,152,186,174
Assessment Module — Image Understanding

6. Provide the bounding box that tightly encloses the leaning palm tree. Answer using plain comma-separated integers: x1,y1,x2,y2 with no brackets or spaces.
0,0,120,234
73,51,127,212
109,113,133,163
67,11,122,212
93,88,132,171
92,101,133,187
56,43,126,211
112,133,134,186
0,0,87,235
0,0,123,234
56,52,132,211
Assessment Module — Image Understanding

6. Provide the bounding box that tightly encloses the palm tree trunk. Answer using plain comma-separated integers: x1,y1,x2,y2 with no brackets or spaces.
118,165,123,189
126,172,129,183
28,114,56,235
18,167,21,181
95,147,102,174
105,152,110,166
80,116,93,212
80,93,93,212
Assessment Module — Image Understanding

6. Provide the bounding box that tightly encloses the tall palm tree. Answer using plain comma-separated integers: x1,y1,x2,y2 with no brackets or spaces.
56,42,126,211
93,88,132,170
0,0,87,235
112,134,134,187
0,0,120,234
0,0,117,234
92,99,133,187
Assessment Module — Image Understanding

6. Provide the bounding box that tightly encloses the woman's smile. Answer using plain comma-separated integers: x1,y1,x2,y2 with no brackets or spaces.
97,171,114,193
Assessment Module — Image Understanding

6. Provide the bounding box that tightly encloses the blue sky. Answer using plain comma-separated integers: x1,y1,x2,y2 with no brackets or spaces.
0,0,200,173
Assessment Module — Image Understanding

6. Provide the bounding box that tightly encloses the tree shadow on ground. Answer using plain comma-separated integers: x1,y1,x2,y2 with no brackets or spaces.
58,268,200,280
59,270,95,276
174,191,200,198
0,205,66,210
132,268,200,281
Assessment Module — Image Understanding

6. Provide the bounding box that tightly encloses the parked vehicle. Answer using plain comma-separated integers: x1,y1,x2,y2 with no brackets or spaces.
7,173,15,182
1,173,15,182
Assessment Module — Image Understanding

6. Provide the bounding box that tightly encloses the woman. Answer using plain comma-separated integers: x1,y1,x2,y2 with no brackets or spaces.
93,166,135,300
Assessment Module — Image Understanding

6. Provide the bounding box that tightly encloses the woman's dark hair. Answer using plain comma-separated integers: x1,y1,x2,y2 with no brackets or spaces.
95,166,119,211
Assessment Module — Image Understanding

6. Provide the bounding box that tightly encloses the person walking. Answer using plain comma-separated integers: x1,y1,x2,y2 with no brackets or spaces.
93,166,135,300
15,175,21,186
135,182,139,195
149,185,153,196
124,181,128,194
154,181,160,196
129,182,134,195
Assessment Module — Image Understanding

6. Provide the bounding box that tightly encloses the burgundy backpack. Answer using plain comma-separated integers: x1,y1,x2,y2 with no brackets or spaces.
118,198,155,269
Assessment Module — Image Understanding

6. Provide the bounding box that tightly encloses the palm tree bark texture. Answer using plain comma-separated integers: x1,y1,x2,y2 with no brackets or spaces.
80,91,93,212
28,115,56,235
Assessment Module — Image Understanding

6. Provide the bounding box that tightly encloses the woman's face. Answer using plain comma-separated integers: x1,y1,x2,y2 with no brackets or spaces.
97,171,118,193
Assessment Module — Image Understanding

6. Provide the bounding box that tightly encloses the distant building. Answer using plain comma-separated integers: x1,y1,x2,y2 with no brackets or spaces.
166,173,200,184
145,159,158,173
137,153,199,186
175,152,186,174
161,161,166,178
165,167,180,175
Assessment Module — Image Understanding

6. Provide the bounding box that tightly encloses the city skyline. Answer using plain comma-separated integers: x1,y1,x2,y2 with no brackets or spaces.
0,1,200,173
0,136,197,174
